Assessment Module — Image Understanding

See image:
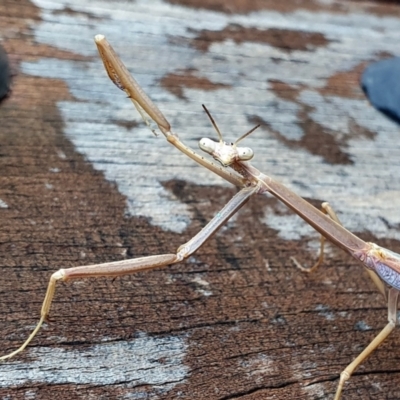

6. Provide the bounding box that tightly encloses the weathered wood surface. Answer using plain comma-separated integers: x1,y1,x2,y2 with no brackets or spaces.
1,1,400,399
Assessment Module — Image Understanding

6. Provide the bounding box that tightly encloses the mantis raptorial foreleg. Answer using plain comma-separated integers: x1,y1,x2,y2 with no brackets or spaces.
0,185,258,361
94,34,246,189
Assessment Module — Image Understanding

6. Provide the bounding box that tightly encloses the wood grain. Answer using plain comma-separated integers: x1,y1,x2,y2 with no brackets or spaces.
1,1,400,399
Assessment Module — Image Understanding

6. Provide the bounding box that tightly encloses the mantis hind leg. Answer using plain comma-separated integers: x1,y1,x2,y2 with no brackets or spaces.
334,287,398,399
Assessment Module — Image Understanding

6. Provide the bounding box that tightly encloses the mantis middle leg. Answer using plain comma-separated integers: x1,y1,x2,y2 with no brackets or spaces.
1,184,258,361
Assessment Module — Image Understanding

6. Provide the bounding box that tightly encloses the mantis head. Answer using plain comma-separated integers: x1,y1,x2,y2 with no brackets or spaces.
198,105,259,167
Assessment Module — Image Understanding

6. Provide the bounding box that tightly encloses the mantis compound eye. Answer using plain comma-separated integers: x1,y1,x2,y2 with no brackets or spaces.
237,146,254,161
199,138,217,155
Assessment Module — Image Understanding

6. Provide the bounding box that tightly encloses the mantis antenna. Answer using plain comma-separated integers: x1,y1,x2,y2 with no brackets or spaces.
202,104,224,142
201,104,261,146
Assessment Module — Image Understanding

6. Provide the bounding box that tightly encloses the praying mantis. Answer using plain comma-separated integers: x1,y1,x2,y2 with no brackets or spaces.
1,34,399,399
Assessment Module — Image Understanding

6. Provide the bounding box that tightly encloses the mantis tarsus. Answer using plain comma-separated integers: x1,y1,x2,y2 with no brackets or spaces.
1,34,399,399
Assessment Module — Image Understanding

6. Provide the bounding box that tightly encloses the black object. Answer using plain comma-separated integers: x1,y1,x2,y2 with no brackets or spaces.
361,57,400,125
0,44,11,101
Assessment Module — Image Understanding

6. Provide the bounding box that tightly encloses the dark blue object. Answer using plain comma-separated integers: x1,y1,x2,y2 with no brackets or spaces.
361,57,400,124
0,44,10,102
